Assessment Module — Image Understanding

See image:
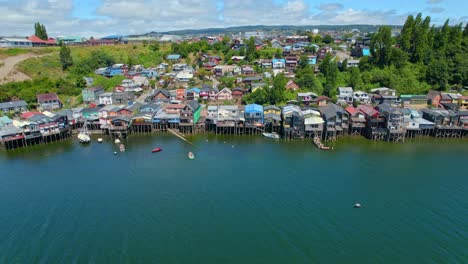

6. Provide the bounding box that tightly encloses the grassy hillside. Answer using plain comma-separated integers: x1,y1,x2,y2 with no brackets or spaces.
16,43,171,79
0,47,58,59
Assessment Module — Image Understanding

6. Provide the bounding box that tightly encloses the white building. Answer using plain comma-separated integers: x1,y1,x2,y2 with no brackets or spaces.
353,91,371,104
176,72,193,82
98,92,114,105
338,87,354,105
0,37,33,48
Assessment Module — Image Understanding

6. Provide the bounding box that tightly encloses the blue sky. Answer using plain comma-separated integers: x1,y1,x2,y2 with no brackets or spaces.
1,0,466,37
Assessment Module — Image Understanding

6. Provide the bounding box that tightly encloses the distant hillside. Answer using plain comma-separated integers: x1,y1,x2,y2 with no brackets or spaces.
137,24,402,36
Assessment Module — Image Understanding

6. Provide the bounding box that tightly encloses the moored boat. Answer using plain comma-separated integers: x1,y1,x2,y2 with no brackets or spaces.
115,138,121,144
97,138,103,143
188,151,195,160
152,147,162,153
262,132,280,139
119,144,125,152
78,120,91,143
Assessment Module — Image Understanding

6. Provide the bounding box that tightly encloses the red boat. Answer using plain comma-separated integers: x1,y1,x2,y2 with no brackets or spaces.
152,147,162,153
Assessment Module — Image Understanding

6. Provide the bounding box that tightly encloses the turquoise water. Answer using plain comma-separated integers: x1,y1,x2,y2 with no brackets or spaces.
0,135,467,263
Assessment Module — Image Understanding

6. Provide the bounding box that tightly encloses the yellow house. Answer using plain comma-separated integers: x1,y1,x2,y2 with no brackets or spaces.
263,105,281,116
459,96,468,109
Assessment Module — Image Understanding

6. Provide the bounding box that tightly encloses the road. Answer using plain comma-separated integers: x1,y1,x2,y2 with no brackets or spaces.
0,53,51,84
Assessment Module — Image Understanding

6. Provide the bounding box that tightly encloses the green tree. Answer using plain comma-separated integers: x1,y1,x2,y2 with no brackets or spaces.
426,60,449,90
400,15,414,53
323,34,334,44
59,44,73,71
298,55,309,70
370,26,392,67
34,22,48,40
349,67,362,89
269,74,286,104
296,67,323,95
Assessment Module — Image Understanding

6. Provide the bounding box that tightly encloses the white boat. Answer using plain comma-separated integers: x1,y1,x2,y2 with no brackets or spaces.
78,120,91,143
119,144,125,152
263,132,280,139
115,138,121,144
98,138,103,143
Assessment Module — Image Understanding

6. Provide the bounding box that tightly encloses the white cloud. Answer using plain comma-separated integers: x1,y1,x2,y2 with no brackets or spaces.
427,7,445,13
0,0,456,37
317,3,343,12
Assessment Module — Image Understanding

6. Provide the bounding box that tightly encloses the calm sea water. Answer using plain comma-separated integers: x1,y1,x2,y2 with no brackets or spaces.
0,135,467,263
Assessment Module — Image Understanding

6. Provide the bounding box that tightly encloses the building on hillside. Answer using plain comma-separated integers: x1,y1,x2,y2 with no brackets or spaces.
0,37,32,48
337,87,354,105
27,35,56,46
37,93,62,111
285,80,300,91
82,87,104,104
98,92,114,105
0,100,28,113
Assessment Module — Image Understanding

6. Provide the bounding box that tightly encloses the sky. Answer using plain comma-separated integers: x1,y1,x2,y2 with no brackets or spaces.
0,0,466,37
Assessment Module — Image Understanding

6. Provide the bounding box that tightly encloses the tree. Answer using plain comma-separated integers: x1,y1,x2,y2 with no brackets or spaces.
323,34,334,44
269,74,286,105
400,15,414,53
426,60,449,90
296,67,323,95
349,67,363,89
370,26,392,67
59,43,73,71
245,37,258,61
298,55,309,70
34,22,48,40
319,54,338,97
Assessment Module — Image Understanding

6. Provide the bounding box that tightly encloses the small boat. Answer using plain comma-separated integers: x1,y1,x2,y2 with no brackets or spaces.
97,138,103,143
78,120,91,143
152,147,162,153
263,132,280,139
78,133,91,143
115,139,121,144
114,151,117,155
188,152,195,160
354,203,362,208
119,144,125,152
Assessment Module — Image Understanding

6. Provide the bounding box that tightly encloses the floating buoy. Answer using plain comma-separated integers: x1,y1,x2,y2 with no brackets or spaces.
232,145,234,148
354,203,362,208
206,140,209,142
114,152,117,155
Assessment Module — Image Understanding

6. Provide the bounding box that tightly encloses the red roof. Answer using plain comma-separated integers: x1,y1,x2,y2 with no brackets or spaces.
28,35,56,45
345,106,358,115
316,96,331,101
357,105,378,117
21,111,41,119
166,104,184,109
37,93,59,103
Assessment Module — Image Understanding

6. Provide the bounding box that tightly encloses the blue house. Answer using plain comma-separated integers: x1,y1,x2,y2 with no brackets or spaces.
141,69,158,78
140,103,160,113
104,67,124,77
245,104,264,126
167,54,181,61
362,47,370,56
308,56,317,65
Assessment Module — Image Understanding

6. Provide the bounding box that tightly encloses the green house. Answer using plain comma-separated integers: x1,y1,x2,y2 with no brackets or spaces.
82,87,104,103
180,100,201,126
